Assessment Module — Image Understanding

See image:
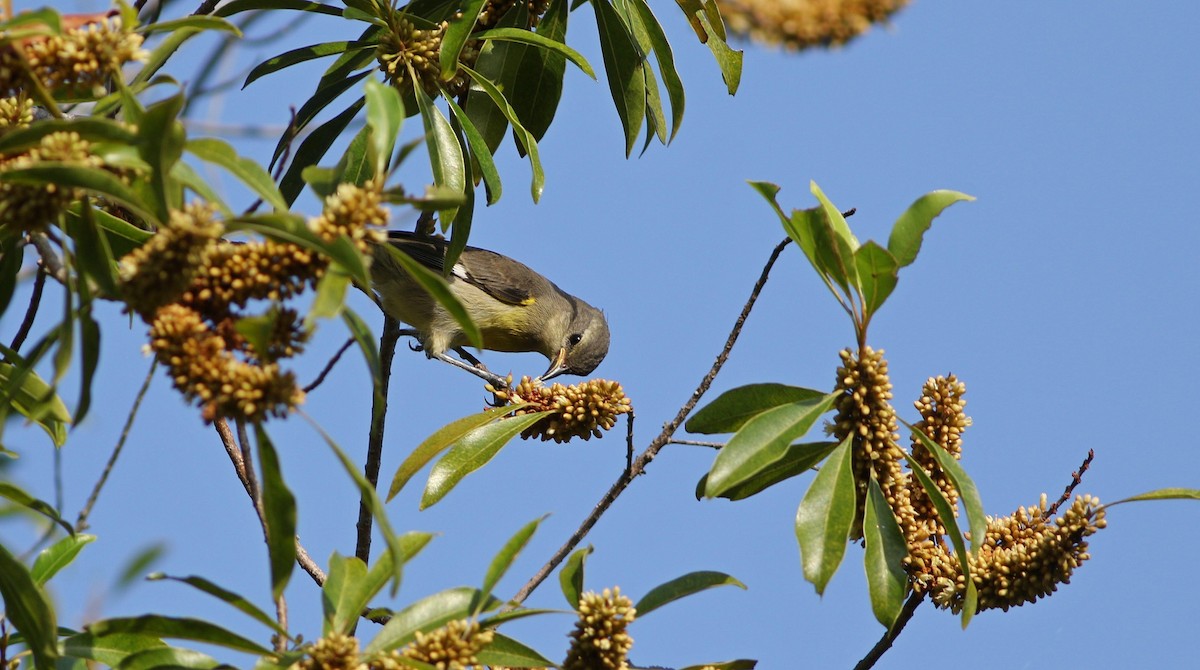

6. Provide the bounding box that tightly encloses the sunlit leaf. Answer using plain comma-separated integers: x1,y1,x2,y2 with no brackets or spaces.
864,477,908,629
794,435,855,595
412,80,466,226
255,425,297,600
146,574,285,636
31,534,95,586
86,616,271,655
422,411,553,509
186,138,288,212
0,482,73,535
476,633,556,668
364,79,404,175
888,190,975,268
477,517,545,615
634,571,746,617
365,587,501,654
559,545,592,609
0,543,57,669
322,553,370,636
696,440,838,502
687,383,828,434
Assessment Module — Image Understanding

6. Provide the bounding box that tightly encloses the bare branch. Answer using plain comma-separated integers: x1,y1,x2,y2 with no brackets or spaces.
9,263,45,352
853,590,925,670
355,316,401,563
1047,449,1095,518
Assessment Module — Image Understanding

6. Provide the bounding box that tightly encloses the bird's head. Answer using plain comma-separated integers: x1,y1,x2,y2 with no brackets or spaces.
540,300,610,381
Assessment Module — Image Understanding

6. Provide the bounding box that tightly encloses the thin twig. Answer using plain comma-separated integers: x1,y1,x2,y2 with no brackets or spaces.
27,233,65,284
355,316,401,563
304,337,356,393
296,540,327,585
1047,449,1095,518
667,439,725,449
853,590,926,670
510,238,795,606
75,361,157,532
215,418,254,501
9,264,45,352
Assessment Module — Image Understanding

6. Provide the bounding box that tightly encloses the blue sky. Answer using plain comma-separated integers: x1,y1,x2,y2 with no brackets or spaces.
5,1,1199,668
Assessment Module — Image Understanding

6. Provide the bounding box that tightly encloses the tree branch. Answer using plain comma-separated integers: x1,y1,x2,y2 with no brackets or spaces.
9,263,45,352
510,238,795,605
355,316,401,563
853,590,925,670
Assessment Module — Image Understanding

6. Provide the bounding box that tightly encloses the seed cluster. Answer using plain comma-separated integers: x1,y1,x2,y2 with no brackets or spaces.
121,183,388,422
13,15,147,97
719,0,911,51
0,130,105,231
828,347,1108,614
489,376,633,443
397,619,494,670
563,588,636,670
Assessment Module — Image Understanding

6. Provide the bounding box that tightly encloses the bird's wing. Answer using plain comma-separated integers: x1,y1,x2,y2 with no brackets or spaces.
458,248,538,306
385,230,445,273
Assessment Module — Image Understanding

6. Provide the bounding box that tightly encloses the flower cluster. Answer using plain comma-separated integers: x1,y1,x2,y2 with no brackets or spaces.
0,94,32,132
0,130,107,231
396,619,494,670
718,0,910,51
8,14,147,98
828,347,1107,613
376,17,475,97
120,183,388,422
297,632,364,670
489,376,633,443
563,588,636,670
477,0,552,29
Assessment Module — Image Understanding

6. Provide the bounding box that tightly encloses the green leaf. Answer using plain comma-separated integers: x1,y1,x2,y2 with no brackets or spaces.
228,213,369,285
0,482,73,535
888,190,975,268
422,411,553,509
696,3,742,94
147,574,285,636
504,0,568,144
704,394,838,498
0,236,22,315
0,360,71,447
475,633,555,668
277,80,370,203
625,0,684,140
31,534,96,586
116,543,167,590
461,65,545,202
1,165,157,225
341,307,383,392
593,0,645,156
310,265,352,321
477,517,545,614
472,27,595,78
901,450,977,627
784,206,852,297
0,543,58,670
1105,488,1200,507
85,616,271,656
322,553,370,636
113,647,220,670
0,118,137,155
68,204,119,298
696,440,839,502
809,181,859,288
216,0,345,18
364,79,404,175
244,41,361,88
794,434,855,595
445,96,503,205
853,241,900,317
903,421,987,557
440,0,488,80
365,587,501,654
559,545,592,609
687,383,828,434
634,571,746,617
185,138,288,212
374,243,482,349
60,632,167,668
137,93,186,220
255,425,297,601
412,81,466,228
863,477,907,629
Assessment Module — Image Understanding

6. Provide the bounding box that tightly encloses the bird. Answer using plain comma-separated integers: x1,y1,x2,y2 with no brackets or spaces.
368,230,610,384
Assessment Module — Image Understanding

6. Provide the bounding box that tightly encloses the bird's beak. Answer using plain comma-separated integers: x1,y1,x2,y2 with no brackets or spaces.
539,347,569,382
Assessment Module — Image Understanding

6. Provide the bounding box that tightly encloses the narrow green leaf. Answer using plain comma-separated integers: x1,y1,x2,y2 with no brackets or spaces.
374,243,482,349
0,482,73,535
0,360,71,447
634,571,746,617
888,190,975,268
278,85,369,204
463,8,524,154
139,14,241,36
440,0,488,79
0,236,22,315
444,96,502,205
853,241,900,317
412,80,466,227
228,213,368,285
687,383,828,434
365,587,500,654
696,440,839,502
477,517,545,614
809,181,859,289
322,553,370,636
476,633,555,668
216,0,345,18
147,574,285,636
31,534,96,586
593,0,645,156
901,450,978,627
697,4,741,94
69,201,118,293
116,543,167,589
113,647,219,670
505,0,568,144
137,94,186,220
310,265,352,320
461,65,545,201
785,206,852,296
255,425,297,600
244,41,359,88
559,545,592,609
903,420,987,557
1,165,157,225
364,79,404,175
626,0,684,140
794,434,855,595
704,394,838,498
863,477,907,629
0,118,137,155
185,138,288,212
1105,488,1200,507
341,307,382,388
422,411,553,509
86,616,270,655
0,543,57,669
60,632,167,668
472,27,595,78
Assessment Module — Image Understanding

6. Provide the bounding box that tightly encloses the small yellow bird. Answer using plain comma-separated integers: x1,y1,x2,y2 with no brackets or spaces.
369,231,610,381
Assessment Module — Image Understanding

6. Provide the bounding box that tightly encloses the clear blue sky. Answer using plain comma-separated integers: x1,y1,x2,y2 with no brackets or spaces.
5,2,1199,668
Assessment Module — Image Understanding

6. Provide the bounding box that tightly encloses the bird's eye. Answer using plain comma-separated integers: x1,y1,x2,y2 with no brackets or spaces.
568,333,583,346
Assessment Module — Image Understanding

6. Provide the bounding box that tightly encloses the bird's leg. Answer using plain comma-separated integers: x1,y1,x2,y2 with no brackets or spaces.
397,329,425,352
430,351,511,389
